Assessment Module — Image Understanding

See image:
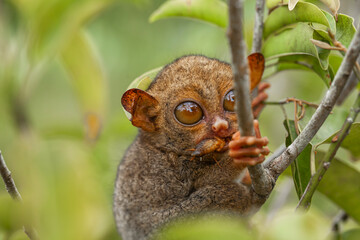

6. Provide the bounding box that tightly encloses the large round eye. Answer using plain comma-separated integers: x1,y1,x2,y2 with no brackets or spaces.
174,101,203,125
224,90,235,112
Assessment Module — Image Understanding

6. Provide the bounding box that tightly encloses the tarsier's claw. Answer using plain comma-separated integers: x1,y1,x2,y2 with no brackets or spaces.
229,120,269,166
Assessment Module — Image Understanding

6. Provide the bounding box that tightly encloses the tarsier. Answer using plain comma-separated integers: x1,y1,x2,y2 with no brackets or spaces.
114,54,271,240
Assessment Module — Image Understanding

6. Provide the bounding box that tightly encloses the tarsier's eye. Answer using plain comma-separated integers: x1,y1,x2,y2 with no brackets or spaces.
224,90,235,112
174,101,203,125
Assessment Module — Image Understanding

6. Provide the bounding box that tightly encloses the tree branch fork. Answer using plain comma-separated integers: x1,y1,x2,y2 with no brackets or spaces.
227,0,360,198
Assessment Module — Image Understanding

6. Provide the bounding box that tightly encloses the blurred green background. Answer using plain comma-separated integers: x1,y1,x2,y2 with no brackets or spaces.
0,0,359,239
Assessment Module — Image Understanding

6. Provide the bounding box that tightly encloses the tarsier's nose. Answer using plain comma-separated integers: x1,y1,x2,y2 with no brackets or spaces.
212,116,229,136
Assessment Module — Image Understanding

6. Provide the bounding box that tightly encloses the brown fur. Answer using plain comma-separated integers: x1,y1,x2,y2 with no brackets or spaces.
114,55,268,240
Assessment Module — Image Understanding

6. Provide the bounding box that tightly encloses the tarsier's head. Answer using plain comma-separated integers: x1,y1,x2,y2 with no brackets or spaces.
122,54,264,158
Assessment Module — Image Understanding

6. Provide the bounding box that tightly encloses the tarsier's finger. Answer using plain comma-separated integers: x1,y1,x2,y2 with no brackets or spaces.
233,155,265,166
229,136,269,149
258,82,270,92
229,147,270,158
232,131,241,140
251,91,268,108
254,120,261,138
252,104,264,119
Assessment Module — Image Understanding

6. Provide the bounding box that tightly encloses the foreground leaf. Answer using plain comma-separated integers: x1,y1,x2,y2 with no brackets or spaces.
316,151,360,223
149,0,228,28
284,120,312,199
263,55,333,86
263,2,330,39
288,0,299,10
263,23,330,70
335,14,357,48
319,0,340,19
61,31,107,141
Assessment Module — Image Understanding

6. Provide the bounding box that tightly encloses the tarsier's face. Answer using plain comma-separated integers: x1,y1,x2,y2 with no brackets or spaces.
149,56,238,156
122,55,239,157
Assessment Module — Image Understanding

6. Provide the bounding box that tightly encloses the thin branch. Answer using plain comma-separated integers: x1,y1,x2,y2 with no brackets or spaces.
0,151,38,240
228,0,274,196
296,93,360,210
265,24,360,179
265,97,319,109
251,0,265,53
0,151,22,201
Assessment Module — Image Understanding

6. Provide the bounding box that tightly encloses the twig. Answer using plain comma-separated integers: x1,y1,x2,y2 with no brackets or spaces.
0,151,22,201
0,151,38,240
265,97,319,109
296,93,360,210
251,0,265,53
265,24,360,180
227,0,274,196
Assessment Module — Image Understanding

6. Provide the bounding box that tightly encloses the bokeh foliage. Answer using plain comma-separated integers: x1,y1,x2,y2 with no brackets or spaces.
0,0,359,239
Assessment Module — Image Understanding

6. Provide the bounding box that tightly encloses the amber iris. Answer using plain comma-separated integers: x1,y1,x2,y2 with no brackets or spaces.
174,101,203,125
224,90,235,112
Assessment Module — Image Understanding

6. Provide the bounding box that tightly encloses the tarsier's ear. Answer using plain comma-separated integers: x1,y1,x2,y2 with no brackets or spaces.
121,88,160,132
248,53,265,91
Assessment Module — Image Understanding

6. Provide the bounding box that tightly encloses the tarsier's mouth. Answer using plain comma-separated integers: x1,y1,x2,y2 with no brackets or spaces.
191,135,233,157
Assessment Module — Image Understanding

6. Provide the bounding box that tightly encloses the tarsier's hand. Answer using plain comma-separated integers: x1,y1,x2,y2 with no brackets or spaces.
252,82,270,119
229,120,269,166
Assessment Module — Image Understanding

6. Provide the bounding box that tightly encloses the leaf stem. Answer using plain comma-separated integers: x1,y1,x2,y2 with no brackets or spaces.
296,92,360,210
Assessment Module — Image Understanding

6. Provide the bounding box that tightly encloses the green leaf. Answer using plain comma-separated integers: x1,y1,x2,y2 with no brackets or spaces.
149,0,228,28
319,0,340,18
266,0,285,9
288,0,299,10
312,30,331,70
316,151,360,223
283,119,312,199
122,67,162,120
263,23,330,70
335,14,357,48
328,54,343,75
263,2,330,39
311,10,336,43
61,31,107,141
299,106,348,145
127,67,162,90
321,10,336,34
264,54,333,86
317,123,360,158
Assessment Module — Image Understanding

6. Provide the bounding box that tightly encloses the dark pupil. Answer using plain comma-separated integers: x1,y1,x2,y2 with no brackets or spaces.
175,102,203,125
224,90,235,112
